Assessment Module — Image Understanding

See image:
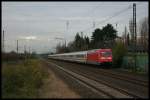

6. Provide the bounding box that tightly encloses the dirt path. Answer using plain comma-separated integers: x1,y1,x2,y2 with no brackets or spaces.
38,61,81,98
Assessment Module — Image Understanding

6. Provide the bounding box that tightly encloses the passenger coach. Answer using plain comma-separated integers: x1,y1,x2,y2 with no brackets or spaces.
48,49,112,65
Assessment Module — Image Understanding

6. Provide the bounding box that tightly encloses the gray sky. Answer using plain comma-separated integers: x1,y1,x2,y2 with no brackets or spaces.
2,2,148,53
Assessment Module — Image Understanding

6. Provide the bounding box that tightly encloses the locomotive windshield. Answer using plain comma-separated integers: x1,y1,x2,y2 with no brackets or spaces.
101,52,112,57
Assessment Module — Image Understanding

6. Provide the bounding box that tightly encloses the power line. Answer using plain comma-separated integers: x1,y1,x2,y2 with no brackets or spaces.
4,2,144,7
105,6,146,32
80,5,133,33
79,3,103,34
83,2,103,17
78,2,142,34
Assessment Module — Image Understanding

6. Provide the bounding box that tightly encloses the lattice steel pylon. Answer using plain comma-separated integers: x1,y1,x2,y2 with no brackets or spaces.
133,3,137,71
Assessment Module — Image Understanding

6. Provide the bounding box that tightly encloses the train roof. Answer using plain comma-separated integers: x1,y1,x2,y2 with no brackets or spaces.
48,48,111,56
86,48,111,52
49,51,87,56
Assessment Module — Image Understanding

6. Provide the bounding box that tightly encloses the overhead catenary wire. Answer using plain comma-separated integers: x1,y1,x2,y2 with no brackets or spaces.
83,2,104,17
78,2,142,34
79,5,133,33
4,2,144,7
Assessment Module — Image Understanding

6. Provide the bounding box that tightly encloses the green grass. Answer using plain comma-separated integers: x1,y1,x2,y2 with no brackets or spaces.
2,58,49,98
127,52,148,56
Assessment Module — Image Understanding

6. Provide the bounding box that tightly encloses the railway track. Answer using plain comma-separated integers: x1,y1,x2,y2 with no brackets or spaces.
90,66,148,87
64,66,144,98
42,59,148,98
50,58,148,87
47,59,148,98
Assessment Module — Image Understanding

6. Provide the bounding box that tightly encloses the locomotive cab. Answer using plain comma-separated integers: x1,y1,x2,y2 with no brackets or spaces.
99,49,112,65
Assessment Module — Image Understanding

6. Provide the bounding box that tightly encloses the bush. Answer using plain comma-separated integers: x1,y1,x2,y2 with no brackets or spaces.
112,42,127,67
2,59,48,98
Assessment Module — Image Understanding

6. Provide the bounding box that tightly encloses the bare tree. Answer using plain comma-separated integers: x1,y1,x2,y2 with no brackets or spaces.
122,26,128,46
129,19,134,44
139,17,149,51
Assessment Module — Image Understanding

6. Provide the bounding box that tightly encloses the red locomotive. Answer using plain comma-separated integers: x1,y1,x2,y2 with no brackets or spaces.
48,49,112,65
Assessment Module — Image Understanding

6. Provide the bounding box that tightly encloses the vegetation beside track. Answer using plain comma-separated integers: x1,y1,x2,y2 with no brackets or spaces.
2,58,49,98
112,42,127,67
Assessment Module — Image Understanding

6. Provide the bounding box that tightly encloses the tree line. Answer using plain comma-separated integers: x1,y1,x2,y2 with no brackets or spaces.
56,17,148,53
56,23,117,53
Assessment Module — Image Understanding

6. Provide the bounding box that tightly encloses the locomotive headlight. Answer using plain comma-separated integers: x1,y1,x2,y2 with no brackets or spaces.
101,57,106,59
107,57,111,59
101,57,111,59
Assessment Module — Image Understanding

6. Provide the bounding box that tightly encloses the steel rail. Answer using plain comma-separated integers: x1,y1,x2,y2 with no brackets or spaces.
43,59,138,98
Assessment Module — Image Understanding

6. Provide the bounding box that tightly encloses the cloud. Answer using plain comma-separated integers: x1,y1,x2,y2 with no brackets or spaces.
19,36,38,40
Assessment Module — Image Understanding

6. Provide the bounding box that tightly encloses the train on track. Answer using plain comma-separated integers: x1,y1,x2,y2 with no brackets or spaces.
48,49,112,65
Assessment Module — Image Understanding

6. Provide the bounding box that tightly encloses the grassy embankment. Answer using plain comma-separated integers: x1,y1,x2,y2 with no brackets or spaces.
2,58,49,98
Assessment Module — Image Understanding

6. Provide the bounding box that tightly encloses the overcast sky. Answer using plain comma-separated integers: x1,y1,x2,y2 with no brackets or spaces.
2,2,148,54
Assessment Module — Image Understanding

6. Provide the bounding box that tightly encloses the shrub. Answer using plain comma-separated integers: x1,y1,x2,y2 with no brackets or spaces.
2,59,48,98
112,42,127,67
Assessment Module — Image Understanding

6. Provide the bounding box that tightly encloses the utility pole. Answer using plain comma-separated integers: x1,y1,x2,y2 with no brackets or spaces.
28,46,31,58
116,23,118,36
17,40,18,54
2,30,5,53
24,45,27,60
124,26,127,45
16,40,19,60
133,3,137,72
24,45,26,54
65,20,69,47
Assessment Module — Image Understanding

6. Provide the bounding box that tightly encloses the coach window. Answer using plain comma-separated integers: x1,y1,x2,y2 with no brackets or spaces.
77,55,82,58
